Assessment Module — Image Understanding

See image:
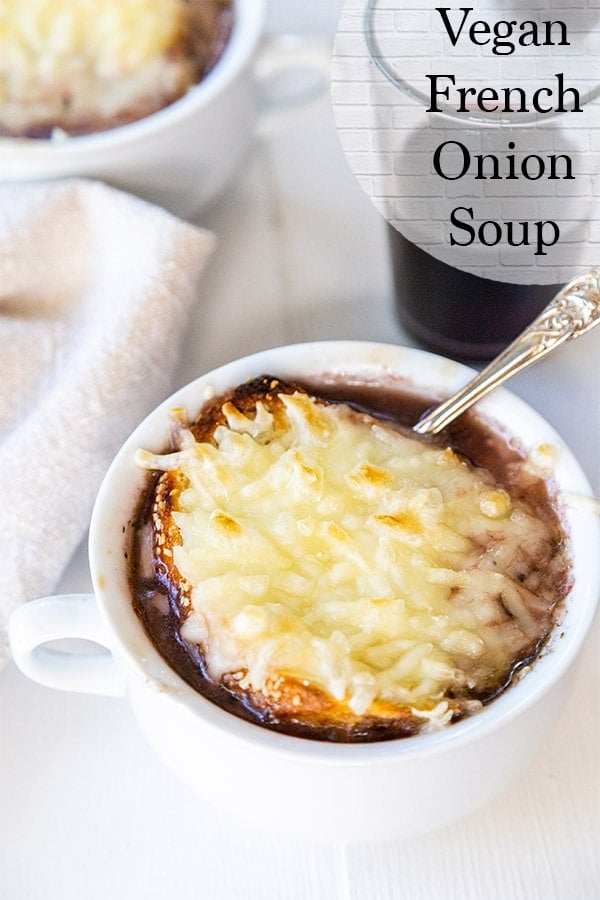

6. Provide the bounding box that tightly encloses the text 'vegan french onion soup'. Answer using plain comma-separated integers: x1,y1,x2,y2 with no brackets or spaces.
131,376,571,742
0,0,233,137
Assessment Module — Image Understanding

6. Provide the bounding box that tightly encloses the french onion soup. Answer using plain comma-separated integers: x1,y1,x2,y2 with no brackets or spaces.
131,376,571,742
0,0,234,138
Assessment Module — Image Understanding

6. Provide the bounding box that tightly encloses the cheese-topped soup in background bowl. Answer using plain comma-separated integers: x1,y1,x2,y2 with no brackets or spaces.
0,0,329,215
0,0,235,138
9,342,600,842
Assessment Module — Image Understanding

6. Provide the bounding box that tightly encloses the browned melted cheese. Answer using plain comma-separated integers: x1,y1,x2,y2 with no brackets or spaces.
132,377,571,741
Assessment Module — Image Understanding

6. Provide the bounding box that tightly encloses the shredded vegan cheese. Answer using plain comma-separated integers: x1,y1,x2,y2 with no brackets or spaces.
136,390,564,725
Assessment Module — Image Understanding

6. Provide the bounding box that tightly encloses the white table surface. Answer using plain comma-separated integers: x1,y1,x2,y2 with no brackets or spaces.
1,3,599,898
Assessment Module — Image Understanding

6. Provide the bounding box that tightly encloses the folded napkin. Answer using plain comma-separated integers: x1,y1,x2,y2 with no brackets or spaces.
0,179,216,666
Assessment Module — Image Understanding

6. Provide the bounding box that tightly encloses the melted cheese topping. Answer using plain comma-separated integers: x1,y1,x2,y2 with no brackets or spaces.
0,0,197,134
136,392,561,723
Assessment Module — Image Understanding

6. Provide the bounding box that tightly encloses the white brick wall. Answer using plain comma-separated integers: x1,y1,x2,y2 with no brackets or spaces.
331,0,600,283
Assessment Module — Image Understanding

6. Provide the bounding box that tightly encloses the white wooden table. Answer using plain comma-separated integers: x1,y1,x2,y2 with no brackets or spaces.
1,3,598,897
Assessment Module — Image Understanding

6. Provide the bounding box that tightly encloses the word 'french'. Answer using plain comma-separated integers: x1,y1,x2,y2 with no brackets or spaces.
426,73,582,115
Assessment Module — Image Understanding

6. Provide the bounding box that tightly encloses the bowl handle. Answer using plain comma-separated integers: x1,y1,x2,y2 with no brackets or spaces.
254,33,331,138
8,594,125,698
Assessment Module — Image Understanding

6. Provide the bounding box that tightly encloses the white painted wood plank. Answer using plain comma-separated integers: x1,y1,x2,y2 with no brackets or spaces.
343,620,600,900
263,95,404,347
0,658,343,900
177,148,289,388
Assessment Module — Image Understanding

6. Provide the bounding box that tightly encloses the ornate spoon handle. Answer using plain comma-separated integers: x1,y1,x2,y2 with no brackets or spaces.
413,269,600,436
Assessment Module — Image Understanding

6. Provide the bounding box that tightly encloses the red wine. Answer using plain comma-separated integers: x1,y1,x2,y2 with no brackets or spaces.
389,228,561,361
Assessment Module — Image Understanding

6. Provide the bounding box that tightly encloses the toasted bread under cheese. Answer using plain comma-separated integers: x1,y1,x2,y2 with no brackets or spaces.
135,377,568,740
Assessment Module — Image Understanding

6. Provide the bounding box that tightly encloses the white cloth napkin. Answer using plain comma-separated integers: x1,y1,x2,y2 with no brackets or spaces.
0,179,216,665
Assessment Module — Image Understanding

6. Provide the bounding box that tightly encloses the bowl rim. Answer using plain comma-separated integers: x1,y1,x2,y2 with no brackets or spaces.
0,0,266,156
89,340,600,765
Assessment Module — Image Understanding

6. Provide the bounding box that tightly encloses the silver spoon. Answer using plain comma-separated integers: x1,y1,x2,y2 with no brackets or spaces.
413,269,600,436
